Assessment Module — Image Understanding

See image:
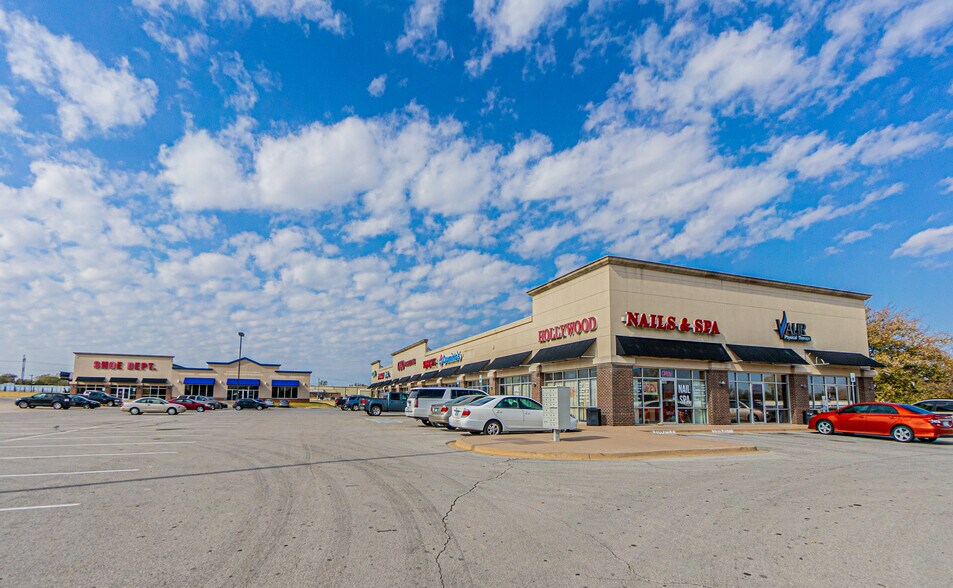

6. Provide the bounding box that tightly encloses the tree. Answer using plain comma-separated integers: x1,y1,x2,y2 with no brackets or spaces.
35,374,66,386
0,373,15,384
867,306,953,403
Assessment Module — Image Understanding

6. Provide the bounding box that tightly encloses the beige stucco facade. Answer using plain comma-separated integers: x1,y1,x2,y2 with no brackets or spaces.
370,256,879,426
71,353,311,401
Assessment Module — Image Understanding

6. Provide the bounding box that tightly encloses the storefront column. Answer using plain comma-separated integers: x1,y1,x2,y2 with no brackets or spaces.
706,370,730,425
488,371,499,395
789,374,809,424
529,364,542,403
596,363,634,426
858,376,876,403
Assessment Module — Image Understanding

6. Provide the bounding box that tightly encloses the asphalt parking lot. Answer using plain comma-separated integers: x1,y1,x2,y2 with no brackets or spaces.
1,401,951,587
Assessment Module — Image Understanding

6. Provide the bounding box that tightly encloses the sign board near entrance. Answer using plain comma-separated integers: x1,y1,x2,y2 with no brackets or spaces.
542,386,571,431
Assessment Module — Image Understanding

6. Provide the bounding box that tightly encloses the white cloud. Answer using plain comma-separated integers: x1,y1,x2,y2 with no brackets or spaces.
836,223,891,245
939,177,953,194
467,0,580,75
210,52,260,111
857,0,953,83
367,74,387,97
0,86,21,133
397,0,452,62
159,129,257,210
142,20,208,63
0,9,158,140
134,0,347,33
893,225,953,258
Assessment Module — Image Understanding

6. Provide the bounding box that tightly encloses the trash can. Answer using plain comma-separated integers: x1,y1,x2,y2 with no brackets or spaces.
802,409,818,424
586,408,601,426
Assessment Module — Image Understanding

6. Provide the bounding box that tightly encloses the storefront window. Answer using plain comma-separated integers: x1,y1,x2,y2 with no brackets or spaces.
141,386,168,399
464,379,490,394
543,368,598,421
227,385,259,400
633,368,707,424
498,375,531,396
272,386,298,399
185,384,214,397
808,376,856,412
728,373,789,424
75,384,107,395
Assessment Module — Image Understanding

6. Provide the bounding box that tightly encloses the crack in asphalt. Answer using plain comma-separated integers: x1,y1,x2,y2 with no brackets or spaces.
435,459,513,588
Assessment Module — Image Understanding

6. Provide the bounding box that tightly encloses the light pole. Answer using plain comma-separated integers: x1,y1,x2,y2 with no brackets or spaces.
236,332,245,400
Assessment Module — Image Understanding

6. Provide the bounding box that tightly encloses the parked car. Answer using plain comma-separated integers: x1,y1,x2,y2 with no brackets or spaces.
15,392,72,410
182,395,226,410
233,398,268,411
335,397,347,407
68,394,101,409
913,399,953,414
82,390,122,406
429,395,487,429
278,399,290,408
169,398,212,412
405,387,487,426
365,392,408,416
809,402,953,442
343,395,370,411
448,395,578,435
261,399,275,407
121,397,183,415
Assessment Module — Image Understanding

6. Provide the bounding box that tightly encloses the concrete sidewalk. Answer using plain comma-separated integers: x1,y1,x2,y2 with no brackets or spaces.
448,424,781,461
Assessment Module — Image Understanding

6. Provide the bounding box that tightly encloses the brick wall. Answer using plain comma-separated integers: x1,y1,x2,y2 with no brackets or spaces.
789,374,809,424
530,371,542,402
858,376,876,402
706,370,730,425
596,363,634,426
488,373,499,396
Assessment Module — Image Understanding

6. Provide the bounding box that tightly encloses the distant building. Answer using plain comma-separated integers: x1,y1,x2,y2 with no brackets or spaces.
309,385,369,400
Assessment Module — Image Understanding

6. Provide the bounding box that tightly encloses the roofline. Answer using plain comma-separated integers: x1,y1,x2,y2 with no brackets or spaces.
75,352,174,358
206,357,281,367
391,338,429,357
527,255,871,301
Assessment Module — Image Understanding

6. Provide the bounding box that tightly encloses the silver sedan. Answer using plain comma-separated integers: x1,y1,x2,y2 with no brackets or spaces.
448,395,578,435
121,397,184,415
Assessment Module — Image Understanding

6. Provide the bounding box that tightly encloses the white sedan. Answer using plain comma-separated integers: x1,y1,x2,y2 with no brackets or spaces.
121,397,184,415
448,395,578,435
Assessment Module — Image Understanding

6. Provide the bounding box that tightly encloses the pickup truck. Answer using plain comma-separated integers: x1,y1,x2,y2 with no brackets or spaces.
364,392,408,416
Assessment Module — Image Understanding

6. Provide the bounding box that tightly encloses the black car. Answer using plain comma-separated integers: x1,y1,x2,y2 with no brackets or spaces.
68,395,101,409
15,392,72,409
83,390,122,406
335,397,347,407
233,398,268,411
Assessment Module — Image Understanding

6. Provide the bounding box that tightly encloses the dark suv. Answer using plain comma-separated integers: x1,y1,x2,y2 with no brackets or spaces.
233,398,268,411
83,390,122,406
16,392,72,409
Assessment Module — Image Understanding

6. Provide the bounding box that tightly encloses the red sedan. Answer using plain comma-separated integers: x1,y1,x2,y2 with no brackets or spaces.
809,402,953,443
169,398,212,412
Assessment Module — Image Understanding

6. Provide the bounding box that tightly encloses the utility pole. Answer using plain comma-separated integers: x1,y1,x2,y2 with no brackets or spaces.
20,354,25,384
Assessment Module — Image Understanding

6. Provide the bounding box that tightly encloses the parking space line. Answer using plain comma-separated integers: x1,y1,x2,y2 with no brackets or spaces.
0,503,80,512
1,423,133,443
0,442,195,448
0,469,139,478
0,451,177,460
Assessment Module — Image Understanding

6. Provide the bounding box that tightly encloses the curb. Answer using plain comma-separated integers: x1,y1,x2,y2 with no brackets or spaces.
447,439,762,461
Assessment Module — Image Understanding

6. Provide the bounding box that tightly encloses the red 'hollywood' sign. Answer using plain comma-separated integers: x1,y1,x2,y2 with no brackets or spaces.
539,317,598,343
621,311,720,335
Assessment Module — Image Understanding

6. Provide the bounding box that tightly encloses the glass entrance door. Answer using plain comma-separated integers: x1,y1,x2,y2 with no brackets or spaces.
661,380,677,423
113,386,136,400
729,373,790,424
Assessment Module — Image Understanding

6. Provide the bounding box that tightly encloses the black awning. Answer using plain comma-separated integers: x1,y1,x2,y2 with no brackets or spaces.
529,338,596,364
807,349,885,368
727,344,808,365
141,378,170,384
408,373,422,381
378,380,391,387
457,360,489,375
396,376,410,383
76,376,106,382
435,366,460,378
368,382,378,388
420,370,439,380
617,336,731,362
110,377,139,383
485,351,531,371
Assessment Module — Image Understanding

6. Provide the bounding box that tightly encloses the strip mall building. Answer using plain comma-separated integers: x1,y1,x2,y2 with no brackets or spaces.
369,256,883,426
70,354,311,402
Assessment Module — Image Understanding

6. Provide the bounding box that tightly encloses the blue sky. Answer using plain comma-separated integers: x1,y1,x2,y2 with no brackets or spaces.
0,0,951,384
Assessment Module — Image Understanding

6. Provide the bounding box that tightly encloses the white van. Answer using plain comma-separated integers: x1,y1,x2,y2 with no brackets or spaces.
405,387,487,425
